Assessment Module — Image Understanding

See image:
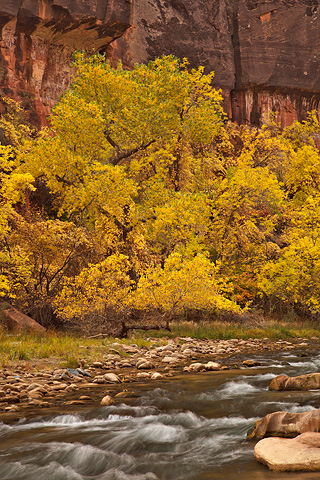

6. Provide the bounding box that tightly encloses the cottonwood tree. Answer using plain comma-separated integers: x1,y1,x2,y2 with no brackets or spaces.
17,54,242,331
259,195,320,314
10,54,320,330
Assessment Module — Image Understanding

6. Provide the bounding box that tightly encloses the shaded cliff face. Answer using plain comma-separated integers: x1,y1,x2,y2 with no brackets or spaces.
111,0,235,89
110,0,235,116
1,0,320,127
231,0,320,126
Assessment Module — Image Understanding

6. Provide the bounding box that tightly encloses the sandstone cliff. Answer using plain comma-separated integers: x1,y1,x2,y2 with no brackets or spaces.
0,0,132,124
231,0,320,126
1,0,320,127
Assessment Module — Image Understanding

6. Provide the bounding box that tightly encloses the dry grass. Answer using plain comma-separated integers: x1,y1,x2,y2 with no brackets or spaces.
0,330,161,369
143,319,320,341
0,318,318,368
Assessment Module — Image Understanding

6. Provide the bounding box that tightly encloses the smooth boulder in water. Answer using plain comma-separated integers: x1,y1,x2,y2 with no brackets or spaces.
269,372,320,391
248,409,320,440
254,432,320,471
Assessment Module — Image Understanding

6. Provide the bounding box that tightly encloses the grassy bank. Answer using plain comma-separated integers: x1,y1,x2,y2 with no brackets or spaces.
0,319,319,369
163,320,320,341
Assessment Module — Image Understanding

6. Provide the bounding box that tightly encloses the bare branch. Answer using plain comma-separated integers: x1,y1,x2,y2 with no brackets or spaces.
111,139,156,166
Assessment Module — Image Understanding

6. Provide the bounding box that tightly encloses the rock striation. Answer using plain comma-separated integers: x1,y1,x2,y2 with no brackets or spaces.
248,409,320,440
269,373,320,391
231,0,320,127
1,0,320,126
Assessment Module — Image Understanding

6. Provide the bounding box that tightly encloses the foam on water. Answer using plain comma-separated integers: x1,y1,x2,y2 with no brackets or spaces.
1,351,320,479
198,380,262,402
286,354,320,373
99,471,159,480
288,360,317,369
259,402,316,413
136,423,187,443
241,372,277,382
0,404,257,480
0,461,84,480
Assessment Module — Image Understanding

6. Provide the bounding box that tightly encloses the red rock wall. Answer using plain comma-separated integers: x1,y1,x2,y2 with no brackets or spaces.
0,0,132,125
231,0,320,126
1,0,320,127
110,0,235,91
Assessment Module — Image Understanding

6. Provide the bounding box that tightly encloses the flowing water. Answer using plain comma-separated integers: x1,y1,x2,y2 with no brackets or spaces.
1,350,320,479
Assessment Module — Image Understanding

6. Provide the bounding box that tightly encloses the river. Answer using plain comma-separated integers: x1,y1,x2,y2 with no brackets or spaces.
0,349,320,479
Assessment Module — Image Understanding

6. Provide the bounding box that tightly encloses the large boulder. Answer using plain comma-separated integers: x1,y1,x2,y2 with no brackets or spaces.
248,409,320,440
254,432,320,471
0,302,46,333
269,373,320,391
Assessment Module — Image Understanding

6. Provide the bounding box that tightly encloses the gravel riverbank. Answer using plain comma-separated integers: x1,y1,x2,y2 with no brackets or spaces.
0,336,317,420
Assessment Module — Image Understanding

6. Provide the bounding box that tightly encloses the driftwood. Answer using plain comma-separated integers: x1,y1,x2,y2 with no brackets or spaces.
88,333,110,339
119,321,171,338
88,321,171,339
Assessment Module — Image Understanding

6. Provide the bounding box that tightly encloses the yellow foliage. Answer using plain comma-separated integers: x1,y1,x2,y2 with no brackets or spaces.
0,216,92,308
259,195,320,313
285,145,320,202
131,251,240,316
4,56,320,322
55,255,133,319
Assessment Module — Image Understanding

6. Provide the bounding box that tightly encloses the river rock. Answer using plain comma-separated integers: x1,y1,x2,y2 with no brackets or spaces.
52,369,71,380
28,387,48,398
136,358,155,369
114,391,135,398
151,372,163,380
137,361,155,369
137,372,151,379
0,395,19,403
93,375,107,384
76,368,92,377
161,345,174,352
188,363,206,372
181,348,193,356
103,373,121,384
27,399,44,407
26,383,43,391
118,361,132,368
248,409,320,440
65,384,78,392
121,345,139,354
204,362,221,371
254,432,320,471
101,395,115,406
5,405,19,412
92,362,104,368
161,356,176,364
28,390,43,399
66,368,81,377
50,383,68,391
269,373,320,391
4,383,22,391
242,360,262,367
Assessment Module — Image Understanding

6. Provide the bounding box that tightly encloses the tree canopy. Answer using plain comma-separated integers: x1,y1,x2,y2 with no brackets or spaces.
1,54,320,332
